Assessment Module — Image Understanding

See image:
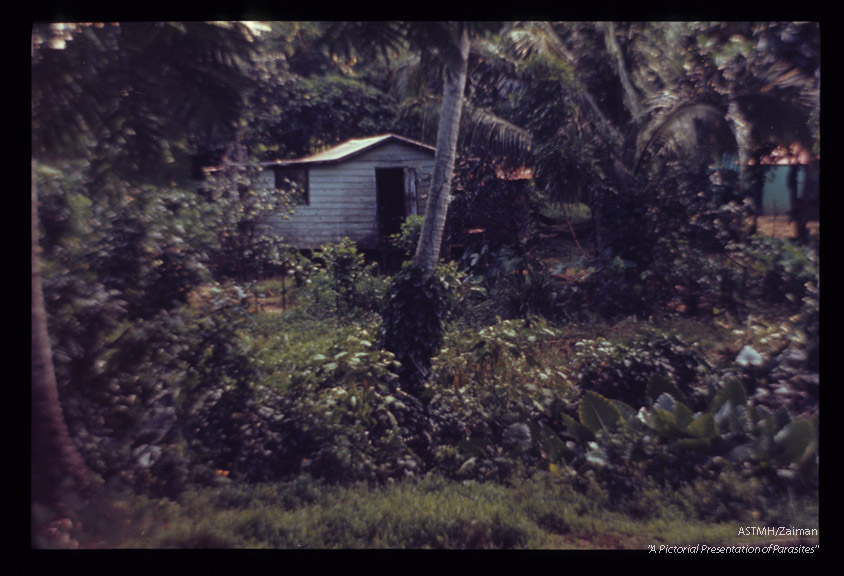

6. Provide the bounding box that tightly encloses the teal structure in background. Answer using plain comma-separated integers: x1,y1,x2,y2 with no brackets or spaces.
761,165,805,216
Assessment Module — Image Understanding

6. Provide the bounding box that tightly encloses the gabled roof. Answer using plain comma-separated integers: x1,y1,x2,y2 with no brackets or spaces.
263,134,436,167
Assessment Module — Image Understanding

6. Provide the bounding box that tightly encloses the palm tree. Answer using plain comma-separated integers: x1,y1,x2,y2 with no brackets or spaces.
410,23,472,276
639,22,819,238
31,159,97,502
503,21,819,245
323,21,532,275
322,22,534,398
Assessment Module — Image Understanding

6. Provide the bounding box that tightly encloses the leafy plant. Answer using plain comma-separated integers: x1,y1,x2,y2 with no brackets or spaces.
491,250,562,320
578,391,627,434
569,331,710,409
301,238,385,319
189,315,437,485
379,264,456,396
390,215,425,257
741,234,819,310
426,319,575,481
562,375,818,499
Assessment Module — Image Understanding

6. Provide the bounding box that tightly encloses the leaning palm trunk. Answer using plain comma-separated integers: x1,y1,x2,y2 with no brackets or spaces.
727,99,752,199
31,160,97,504
413,26,470,277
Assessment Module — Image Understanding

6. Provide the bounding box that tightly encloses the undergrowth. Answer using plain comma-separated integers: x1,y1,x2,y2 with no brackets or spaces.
34,228,819,550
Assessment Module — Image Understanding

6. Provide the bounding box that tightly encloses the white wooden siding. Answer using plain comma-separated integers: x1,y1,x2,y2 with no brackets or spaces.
261,141,435,248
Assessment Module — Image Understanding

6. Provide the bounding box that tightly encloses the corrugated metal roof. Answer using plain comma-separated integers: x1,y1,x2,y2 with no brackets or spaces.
264,134,436,167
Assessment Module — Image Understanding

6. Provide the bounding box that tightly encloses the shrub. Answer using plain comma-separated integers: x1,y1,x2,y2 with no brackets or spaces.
300,238,385,319
379,263,462,396
390,215,424,257
190,317,433,485
488,248,562,320
59,291,259,498
558,256,660,320
741,235,819,310
35,163,275,498
563,159,756,320
426,319,576,482
561,376,819,510
569,331,711,409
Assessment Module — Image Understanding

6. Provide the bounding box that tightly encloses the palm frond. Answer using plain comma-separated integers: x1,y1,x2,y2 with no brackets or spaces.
505,22,624,148
460,101,533,161
635,100,737,169
468,34,527,100
33,21,258,166
397,95,532,163
405,22,469,76
505,21,578,66
601,22,643,117
732,92,815,149
318,21,408,63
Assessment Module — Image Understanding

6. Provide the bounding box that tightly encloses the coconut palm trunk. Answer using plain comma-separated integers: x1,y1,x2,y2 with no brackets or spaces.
412,25,471,277
727,99,752,203
31,160,97,503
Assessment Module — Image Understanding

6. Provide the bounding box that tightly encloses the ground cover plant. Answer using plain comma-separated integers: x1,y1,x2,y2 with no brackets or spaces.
33,219,820,549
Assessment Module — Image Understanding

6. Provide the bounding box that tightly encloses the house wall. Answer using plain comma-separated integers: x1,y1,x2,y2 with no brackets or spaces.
760,165,806,216
720,160,819,218
260,141,435,249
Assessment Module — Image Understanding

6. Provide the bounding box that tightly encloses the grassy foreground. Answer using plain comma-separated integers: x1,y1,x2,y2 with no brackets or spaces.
33,470,818,550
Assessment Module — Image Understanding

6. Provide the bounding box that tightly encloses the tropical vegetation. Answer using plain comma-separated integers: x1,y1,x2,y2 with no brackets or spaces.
31,21,819,550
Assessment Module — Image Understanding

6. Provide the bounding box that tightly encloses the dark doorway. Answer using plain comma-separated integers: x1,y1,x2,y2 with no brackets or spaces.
376,168,406,238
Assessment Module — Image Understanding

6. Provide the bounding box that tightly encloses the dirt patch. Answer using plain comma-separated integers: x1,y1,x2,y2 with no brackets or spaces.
754,216,819,239
253,297,289,314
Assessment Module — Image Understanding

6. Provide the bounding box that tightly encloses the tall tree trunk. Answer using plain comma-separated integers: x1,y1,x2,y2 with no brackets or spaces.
412,25,470,277
31,160,97,504
796,157,818,244
591,202,604,257
603,22,641,119
748,159,767,233
727,99,751,200
787,163,802,238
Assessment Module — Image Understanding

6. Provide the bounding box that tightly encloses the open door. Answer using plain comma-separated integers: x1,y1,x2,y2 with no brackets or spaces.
376,168,408,237
404,167,418,217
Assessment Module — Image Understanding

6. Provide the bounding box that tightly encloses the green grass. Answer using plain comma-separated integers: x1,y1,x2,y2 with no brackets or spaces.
540,202,593,226
41,471,818,550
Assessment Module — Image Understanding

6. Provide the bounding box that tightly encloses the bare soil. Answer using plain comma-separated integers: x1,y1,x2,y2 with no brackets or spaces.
754,216,819,239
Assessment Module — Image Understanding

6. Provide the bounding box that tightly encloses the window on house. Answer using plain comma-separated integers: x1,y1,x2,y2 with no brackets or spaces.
275,166,309,206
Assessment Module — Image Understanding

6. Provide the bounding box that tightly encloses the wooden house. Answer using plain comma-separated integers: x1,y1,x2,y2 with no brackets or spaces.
256,134,437,250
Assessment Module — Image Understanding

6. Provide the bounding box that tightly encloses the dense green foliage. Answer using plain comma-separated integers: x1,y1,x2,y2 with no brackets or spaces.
389,214,425,257
312,238,385,317
447,156,535,247
569,332,711,409
267,74,398,159
32,21,818,549
379,264,456,395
